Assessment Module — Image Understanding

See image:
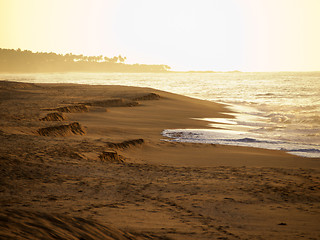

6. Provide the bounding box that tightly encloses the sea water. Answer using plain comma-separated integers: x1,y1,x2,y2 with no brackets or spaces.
1,72,319,158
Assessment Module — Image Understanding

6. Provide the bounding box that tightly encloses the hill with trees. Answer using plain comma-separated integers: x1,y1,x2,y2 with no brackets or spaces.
0,48,171,73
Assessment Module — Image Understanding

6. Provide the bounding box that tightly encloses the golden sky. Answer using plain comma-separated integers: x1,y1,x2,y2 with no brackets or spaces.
0,0,319,71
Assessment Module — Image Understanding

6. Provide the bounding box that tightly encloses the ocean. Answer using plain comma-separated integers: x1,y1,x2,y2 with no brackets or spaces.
1,72,319,158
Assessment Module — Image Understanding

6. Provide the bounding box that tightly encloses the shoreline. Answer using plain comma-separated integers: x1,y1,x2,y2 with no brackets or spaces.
1,81,319,239
1,72,319,157
162,128,320,159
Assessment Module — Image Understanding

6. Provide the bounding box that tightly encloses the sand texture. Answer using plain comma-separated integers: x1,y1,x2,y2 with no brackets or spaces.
0,80,319,240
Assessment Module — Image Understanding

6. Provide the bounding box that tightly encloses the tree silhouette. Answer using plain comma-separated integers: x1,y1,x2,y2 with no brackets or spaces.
0,48,171,73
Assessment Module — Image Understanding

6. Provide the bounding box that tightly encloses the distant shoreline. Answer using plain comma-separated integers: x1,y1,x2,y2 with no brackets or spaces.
0,48,171,73
2,70,320,74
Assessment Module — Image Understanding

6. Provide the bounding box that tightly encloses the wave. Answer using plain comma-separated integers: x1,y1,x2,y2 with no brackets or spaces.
255,93,276,97
162,129,320,158
289,148,320,153
223,137,280,144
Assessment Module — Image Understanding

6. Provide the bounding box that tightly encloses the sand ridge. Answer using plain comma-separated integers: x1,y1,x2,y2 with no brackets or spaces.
0,81,319,240
40,112,67,121
45,104,89,113
37,122,86,137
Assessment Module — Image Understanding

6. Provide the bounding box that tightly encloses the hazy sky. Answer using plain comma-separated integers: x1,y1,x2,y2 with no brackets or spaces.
1,0,319,71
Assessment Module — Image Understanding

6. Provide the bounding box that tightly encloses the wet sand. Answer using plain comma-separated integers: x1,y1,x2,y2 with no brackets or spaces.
0,81,319,239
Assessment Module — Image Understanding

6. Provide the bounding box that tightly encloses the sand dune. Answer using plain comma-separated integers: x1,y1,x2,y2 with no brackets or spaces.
0,81,319,240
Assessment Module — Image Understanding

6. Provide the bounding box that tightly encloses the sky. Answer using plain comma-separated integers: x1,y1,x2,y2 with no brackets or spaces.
0,0,319,71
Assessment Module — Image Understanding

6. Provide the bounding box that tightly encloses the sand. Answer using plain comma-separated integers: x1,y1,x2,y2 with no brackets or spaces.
0,80,319,240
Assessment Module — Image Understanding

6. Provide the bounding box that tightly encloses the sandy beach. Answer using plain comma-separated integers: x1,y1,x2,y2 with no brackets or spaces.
1,80,319,240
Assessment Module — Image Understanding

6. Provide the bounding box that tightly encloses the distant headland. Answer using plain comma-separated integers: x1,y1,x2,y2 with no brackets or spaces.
0,48,171,73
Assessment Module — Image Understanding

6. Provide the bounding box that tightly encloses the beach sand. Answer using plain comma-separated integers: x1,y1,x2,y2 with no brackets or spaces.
0,81,319,239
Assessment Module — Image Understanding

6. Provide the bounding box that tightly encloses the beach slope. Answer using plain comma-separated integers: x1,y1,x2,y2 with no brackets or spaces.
0,81,319,240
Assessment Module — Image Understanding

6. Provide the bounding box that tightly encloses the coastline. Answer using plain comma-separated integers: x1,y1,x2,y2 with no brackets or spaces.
1,81,319,239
